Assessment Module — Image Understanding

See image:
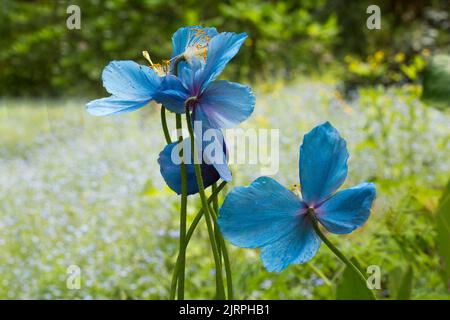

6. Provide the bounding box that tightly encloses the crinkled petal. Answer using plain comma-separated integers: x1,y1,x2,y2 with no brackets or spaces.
199,32,247,90
178,58,204,95
260,216,321,272
86,96,150,116
300,122,349,206
158,139,220,195
218,177,306,249
315,182,376,234
193,109,232,181
171,26,219,59
153,75,189,114
197,80,255,129
86,61,160,116
102,61,161,99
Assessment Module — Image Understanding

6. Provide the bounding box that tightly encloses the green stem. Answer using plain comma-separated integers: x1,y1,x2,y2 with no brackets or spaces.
212,183,219,213
160,106,172,144
305,263,332,287
212,183,222,262
185,105,225,299
185,182,227,247
175,113,188,300
209,203,233,299
166,57,188,300
219,236,233,299
309,212,377,300
169,181,227,299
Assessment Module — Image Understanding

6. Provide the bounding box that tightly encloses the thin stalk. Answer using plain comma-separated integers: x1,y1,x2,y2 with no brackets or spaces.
169,181,227,299
185,105,225,299
175,113,188,300
212,183,222,262
211,183,219,213
218,235,233,299
309,212,376,300
168,59,188,300
186,182,227,246
305,263,332,287
160,106,172,144
209,203,233,299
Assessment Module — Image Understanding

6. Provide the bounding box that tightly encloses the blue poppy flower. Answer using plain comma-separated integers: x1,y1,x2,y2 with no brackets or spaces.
86,26,241,116
217,122,376,272
154,32,254,128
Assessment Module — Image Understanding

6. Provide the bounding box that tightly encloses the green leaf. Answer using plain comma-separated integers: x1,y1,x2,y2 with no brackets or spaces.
436,179,450,289
336,257,376,300
396,266,414,300
422,54,450,109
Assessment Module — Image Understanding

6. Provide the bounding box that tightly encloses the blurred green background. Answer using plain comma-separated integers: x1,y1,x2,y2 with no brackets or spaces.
0,0,449,299
1,0,449,96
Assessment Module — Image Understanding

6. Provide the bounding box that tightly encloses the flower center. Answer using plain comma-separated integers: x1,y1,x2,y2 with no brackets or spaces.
142,50,170,76
183,27,211,63
306,207,315,216
185,96,199,110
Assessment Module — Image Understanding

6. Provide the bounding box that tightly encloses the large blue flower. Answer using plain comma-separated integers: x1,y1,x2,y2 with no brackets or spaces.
217,122,376,272
154,32,254,128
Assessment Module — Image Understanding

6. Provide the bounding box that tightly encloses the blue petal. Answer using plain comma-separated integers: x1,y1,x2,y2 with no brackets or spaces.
218,177,305,249
299,122,349,206
153,75,189,114
86,96,150,116
203,129,231,182
102,61,161,99
315,182,376,234
260,216,321,272
197,80,255,129
158,139,220,195
192,109,232,181
86,61,161,116
171,26,219,59
178,58,204,95
199,32,247,90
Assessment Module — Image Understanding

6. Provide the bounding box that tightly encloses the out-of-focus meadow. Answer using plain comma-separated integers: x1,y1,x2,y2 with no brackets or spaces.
1,0,449,299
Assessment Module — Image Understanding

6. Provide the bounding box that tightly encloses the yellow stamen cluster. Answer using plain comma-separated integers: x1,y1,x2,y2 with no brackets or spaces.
142,50,170,76
183,27,211,62
141,27,211,76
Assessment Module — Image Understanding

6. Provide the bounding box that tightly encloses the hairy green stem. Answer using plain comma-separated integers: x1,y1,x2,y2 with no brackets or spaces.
208,202,233,299
169,181,227,299
166,59,188,300
175,113,188,300
160,106,172,144
185,105,225,299
305,263,332,287
212,183,222,262
219,235,233,299
309,211,376,300
211,183,219,213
